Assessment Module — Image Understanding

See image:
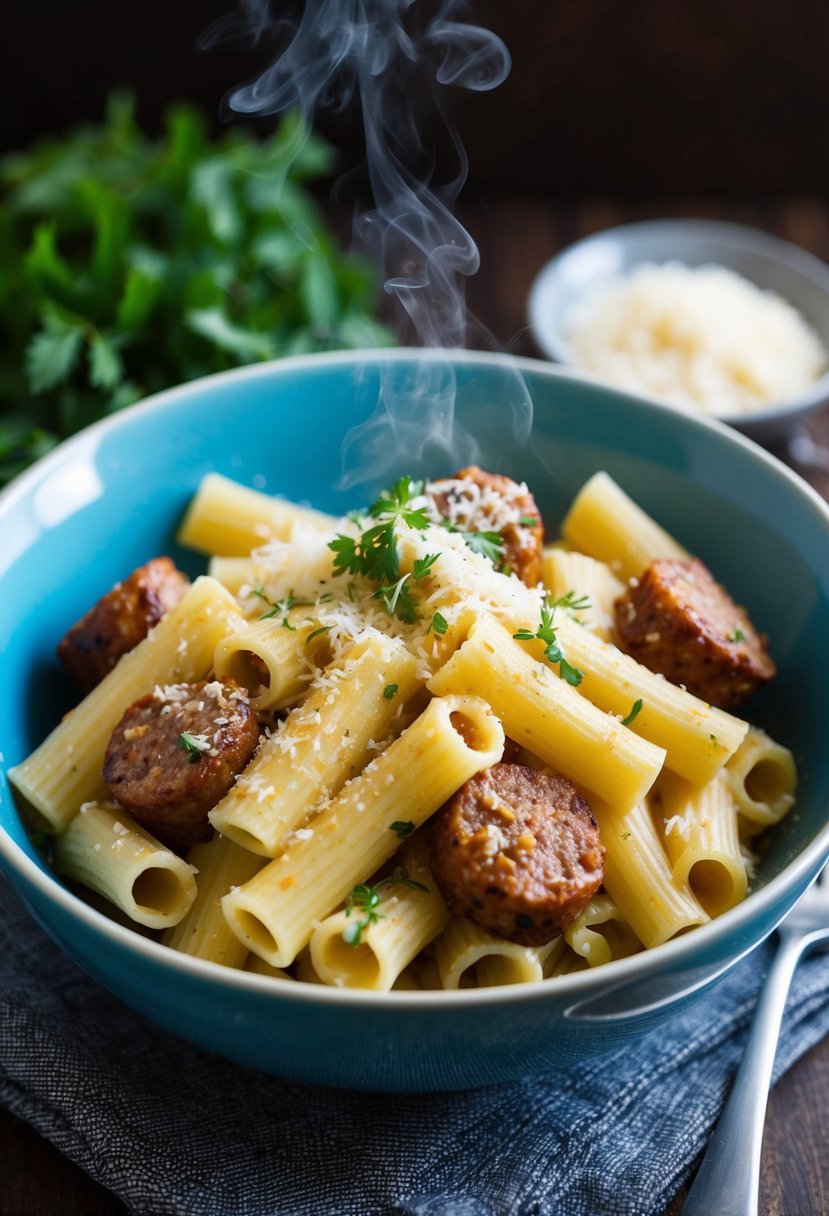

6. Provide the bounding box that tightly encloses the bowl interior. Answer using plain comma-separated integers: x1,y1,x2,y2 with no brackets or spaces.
1,352,828,920
528,219,829,431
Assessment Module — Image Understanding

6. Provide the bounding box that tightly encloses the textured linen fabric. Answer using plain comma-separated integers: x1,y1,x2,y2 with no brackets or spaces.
2,871,829,1216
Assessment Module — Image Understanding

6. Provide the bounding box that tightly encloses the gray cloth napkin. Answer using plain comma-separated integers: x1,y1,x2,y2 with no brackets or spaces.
2,871,828,1216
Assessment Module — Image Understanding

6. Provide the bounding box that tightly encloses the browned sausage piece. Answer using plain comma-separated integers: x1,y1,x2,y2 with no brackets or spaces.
426,466,544,587
614,557,776,710
57,557,190,695
429,762,605,945
103,680,259,849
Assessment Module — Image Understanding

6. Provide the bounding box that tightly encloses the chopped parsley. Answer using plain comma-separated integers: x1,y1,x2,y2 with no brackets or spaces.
621,698,643,727
383,683,399,700
329,476,431,624
727,627,746,643
430,611,448,636
513,593,584,686
342,867,429,945
518,514,538,526
389,820,415,838
413,552,440,580
621,831,631,841
178,732,208,763
305,624,332,644
440,518,505,566
252,587,310,627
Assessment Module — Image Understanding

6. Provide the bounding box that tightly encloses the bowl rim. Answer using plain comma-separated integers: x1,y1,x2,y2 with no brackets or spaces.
1,346,829,1011
526,216,829,427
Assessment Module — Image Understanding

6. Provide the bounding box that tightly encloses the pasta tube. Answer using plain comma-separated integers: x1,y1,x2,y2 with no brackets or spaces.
308,832,448,991
178,472,335,555
207,557,272,596
213,615,330,712
428,615,665,812
222,693,505,968
594,798,709,947
433,917,555,988
52,801,196,929
561,471,689,580
9,577,244,832
209,634,422,856
245,954,292,981
725,726,797,833
541,548,625,642
656,769,747,917
564,894,641,967
553,616,748,784
162,834,264,967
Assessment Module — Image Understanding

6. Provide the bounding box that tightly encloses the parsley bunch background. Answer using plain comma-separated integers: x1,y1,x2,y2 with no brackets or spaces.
0,94,393,486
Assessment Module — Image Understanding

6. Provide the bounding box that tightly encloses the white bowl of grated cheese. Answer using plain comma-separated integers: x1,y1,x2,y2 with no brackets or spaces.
528,219,829,444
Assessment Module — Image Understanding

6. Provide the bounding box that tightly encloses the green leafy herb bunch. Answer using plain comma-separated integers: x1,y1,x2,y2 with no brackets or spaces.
0,94,392,484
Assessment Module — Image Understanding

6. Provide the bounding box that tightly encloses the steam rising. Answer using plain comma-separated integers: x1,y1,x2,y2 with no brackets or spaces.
203,1,532,488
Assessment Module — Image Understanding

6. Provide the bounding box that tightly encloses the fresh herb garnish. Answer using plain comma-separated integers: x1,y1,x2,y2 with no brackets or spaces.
389,820,415,838
621,831,631,841
305,625,332,644
430,611,449,637
252,587,311,626
373,574,416,622
441,517,506,565
519,515,538,526
553,590,592,615
727,627,746,643
513,594,584,686
329,477,433,624
342,867,429,945
383,683,399,700
412,552,440,580
178,732,207,763
621,698,643,727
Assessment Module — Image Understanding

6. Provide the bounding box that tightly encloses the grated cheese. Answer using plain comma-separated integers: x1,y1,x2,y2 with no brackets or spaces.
564,262,827,418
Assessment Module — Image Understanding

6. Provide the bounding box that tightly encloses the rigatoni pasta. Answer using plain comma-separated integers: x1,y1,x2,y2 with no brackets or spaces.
53,801,197,929
7,463,797,996
8,576,245,833
221,693,504,968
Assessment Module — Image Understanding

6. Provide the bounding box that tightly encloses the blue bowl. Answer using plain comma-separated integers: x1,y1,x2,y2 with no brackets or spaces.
1,349,828,1091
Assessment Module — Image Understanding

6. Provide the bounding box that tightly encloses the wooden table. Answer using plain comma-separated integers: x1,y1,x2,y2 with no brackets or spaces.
4,194,829,1216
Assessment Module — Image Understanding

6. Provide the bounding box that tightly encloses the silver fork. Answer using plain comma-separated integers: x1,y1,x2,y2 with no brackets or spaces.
682,865,829,1216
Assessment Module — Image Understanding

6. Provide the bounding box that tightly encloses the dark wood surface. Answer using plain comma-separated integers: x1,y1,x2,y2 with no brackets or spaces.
4,194,829,1215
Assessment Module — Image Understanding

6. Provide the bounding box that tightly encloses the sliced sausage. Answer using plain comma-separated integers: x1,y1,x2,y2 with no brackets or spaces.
426,466,544,587
58,557,190,695
103,680,259,849
614,557,776,710
429,762,605,945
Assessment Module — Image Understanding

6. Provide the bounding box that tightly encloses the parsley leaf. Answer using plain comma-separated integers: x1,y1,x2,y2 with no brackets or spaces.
441,518,506,565
252,587,311,626
389,820,415,837
178,732,207,763
621,698,643,727
342,867,429,945
513,595,584,686
383,683,398,700
329,477,438,624
430,611,449,636
413,552,440,580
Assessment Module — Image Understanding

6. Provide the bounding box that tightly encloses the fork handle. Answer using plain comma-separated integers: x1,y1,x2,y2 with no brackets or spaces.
681,932,809,1216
